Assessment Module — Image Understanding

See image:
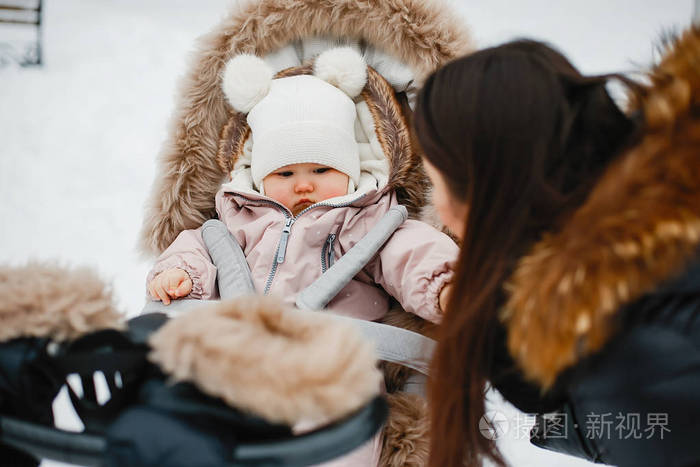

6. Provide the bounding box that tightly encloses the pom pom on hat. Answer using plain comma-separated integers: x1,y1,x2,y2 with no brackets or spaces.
222,54,274,113
313,47,367,98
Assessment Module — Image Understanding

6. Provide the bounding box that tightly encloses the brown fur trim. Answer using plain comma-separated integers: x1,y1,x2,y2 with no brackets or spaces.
631,26,700,130
216,111,249,174
140,0,472,255
0,262,124,341
378,305,437,339
379,392,430,467
362,67,429,218
148,295,382,425
504,27,700,389
274,63,313,78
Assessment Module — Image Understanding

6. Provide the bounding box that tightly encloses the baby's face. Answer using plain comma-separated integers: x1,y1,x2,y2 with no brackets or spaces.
263,163,349,215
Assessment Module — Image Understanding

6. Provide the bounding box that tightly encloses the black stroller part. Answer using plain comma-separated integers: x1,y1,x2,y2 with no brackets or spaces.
137,379,292,440
103,403,235,467
0,337,61,425
0,337,59,467
0,415,106,467
0,396,387,467
0,313,388,466
0,441,41,467
46,321,293,439
54,314,179,432
54,329,152,433
126,312,170,344
233,396,388,467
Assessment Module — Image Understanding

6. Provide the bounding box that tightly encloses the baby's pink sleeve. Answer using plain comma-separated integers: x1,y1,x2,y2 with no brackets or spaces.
366,220,458,323
146,227,218,300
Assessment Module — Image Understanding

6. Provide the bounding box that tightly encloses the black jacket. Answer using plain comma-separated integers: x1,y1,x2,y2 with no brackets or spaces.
501,257,700,466
495,27,700,467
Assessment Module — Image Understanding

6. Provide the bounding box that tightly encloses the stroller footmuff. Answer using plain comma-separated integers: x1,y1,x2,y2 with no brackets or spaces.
0,263,386,466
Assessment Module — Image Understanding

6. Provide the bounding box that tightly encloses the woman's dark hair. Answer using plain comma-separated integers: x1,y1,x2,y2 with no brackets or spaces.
413,40,640,466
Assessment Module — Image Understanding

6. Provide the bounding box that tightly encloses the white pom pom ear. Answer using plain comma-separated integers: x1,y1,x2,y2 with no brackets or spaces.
313,47,367,98
221,54,274,113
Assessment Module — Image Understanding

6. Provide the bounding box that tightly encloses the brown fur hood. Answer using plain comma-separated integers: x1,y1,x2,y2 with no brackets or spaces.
140,0,472,256
504,26,700,389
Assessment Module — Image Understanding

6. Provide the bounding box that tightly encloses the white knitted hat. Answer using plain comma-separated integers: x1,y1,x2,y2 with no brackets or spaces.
221,47,368,191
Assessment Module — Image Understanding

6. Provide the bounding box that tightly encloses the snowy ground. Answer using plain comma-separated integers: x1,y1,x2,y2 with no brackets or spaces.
0,1,693,466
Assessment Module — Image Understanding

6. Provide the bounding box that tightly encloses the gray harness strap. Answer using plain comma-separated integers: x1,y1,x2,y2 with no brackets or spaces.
310,312,434,375
144,204,434,385
141,299,435,380
201,219,255,298
295,205,407,311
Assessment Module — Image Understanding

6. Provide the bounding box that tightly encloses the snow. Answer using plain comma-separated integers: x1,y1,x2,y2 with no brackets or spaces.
0,1,692,466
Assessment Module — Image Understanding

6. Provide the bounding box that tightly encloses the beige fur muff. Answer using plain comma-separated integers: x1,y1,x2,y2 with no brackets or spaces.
149,295,383,426
0,263,382,428
138,1,473,465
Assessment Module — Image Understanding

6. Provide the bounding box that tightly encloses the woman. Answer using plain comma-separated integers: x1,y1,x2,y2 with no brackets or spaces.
414,32,700,467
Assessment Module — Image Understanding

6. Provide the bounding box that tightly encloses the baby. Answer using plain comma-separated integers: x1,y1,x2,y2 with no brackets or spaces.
147,48,458,328
146,46,457,467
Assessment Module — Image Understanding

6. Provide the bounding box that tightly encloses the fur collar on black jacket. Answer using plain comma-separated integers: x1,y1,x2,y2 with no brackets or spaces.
503,26,700,390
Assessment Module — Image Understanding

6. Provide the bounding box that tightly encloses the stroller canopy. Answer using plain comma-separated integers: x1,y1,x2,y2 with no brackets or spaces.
140,0,472,255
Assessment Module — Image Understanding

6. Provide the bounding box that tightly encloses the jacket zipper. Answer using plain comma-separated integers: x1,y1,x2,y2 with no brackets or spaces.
277,218,294,263
233,193,367,295
321,233,336,273
263,242,282,295
264,215,294,295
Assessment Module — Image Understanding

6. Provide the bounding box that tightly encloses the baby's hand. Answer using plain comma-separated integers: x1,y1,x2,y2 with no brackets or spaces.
148,268,193,305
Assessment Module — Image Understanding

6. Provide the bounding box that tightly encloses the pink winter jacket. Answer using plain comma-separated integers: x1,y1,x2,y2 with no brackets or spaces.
147,185,458,324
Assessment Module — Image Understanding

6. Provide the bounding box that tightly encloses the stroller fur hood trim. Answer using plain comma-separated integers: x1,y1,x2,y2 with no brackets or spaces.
503,27,700,389
139,0,472,255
